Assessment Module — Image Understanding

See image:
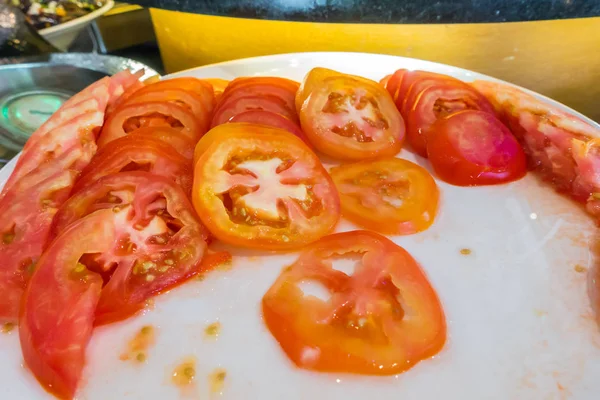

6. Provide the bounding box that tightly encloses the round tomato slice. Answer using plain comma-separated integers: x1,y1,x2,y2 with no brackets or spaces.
74,135,192,195
98,101,203,148
20,176,208,397
262,230,446,376
330,158,439,235
220,77,299,111
427,110,527,186
211,95,297,127
192,123,340,250
407,83,496,157
229,110,310,145
297,67,405,161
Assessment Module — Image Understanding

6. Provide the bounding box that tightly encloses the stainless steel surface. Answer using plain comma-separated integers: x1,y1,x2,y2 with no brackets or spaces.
0,53,158,161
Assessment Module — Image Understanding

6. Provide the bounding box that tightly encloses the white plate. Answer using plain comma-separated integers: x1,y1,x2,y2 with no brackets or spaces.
39,1,114,51
2,52,600,399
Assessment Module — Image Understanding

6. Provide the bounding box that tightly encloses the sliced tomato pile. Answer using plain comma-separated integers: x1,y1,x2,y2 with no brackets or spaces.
262,230,446,375
471,80,600,215
98,77,214,148
20,172,209,398
192,123,340,250
6,64,595,399
74,134,193,195
209,77,309,142
297,68,405,161
379,69,527,186
382,69,497,158
0,72,219,399
0,70,143,323
330,158,439,234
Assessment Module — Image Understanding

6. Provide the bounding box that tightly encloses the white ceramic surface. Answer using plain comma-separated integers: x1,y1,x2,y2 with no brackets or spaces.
39,0,114,51
1,52,600,399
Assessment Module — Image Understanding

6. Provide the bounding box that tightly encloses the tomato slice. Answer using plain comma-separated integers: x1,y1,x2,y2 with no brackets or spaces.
395,70,458,110
21,78,109,155
127,127,195,160
262,230,446,376
74,135,193,195
296,67,405,161
220,77,299,110
192,123,340,249
407,83,496,157
427,110,527,186
98,101,203,148
20,174,208,397
0,161,79,322
381,69,407,103
211,77,300,128
229,110,310,145
124,89,212,132
211,95,297,127
330,158,439,235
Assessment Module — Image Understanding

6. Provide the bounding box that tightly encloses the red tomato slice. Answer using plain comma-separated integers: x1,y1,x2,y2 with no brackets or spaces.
106,69,145,108
127,127,195,160
395,70,458,110
262,230,446,376
74,135,193,195
21,78,109,155
296,67,405,161
426,110,527,186
229,110,310,145
19,211,106,399
98,101,203,148
211,95,297,127
215,77,299,117
330,158,439,235
0,161,80,322
20,174,208,397
123,89,212,132
192,123,340,249
407,83,496,157
382,69,407,102
4,111,101,191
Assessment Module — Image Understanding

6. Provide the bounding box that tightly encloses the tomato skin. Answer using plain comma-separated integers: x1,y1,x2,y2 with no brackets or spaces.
229,110,311,145
74,135,193,195
427,110,527,186
192,123,340,250
211,95,296,127
330,158,439,235
297,67,405,161
0,166,78,322
381,69,407,103
262,230,446,376
407,83,496,157
98,101,203,148
126,127,195,160
395,70,457,111
19,210,109,400
211,77,299,128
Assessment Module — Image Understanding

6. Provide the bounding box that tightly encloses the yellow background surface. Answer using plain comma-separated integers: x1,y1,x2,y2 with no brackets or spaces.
151,10,600,122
